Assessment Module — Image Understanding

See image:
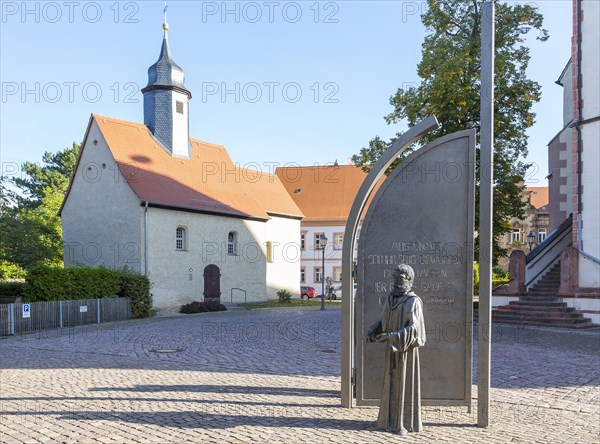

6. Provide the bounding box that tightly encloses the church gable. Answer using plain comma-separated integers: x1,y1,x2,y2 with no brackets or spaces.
60,117,143,270
61,116,142,215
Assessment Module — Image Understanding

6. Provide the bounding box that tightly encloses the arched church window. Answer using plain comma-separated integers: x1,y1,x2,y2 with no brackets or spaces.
176,227,187,251
228,231,238,255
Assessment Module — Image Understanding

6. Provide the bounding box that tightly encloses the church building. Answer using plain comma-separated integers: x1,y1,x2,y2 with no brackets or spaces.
60,21,303,308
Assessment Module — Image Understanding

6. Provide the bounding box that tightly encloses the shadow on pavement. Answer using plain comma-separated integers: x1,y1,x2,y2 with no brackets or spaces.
0,395,335,409
88,384,340,398
1,409,378,431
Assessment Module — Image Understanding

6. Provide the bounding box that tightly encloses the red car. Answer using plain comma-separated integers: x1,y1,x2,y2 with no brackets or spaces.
300,286,317,300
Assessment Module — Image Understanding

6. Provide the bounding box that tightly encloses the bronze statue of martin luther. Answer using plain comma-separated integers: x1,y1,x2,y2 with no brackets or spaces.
364,264,426,436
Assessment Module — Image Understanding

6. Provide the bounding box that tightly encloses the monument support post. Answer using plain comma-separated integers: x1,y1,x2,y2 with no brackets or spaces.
478,0,495,428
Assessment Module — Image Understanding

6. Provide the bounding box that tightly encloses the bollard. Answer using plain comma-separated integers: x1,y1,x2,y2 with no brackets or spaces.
9,303,15,336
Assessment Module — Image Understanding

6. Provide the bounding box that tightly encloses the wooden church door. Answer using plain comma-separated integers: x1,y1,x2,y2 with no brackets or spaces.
203,264,221,304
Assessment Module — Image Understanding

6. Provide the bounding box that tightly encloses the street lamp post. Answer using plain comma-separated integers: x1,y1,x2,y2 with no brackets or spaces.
320,235,328,310
527,231,536,252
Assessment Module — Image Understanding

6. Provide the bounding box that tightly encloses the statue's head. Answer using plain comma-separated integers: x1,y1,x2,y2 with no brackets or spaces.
392,264,414,293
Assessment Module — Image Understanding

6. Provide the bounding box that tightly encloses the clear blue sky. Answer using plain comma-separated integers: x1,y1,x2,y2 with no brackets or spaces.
1,1,572,186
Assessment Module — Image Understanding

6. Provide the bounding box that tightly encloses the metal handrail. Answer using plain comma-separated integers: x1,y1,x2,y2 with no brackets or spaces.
524,215,572,289
526,215,572,266
230,288,247,304
525,229,570,271
524,252,562,288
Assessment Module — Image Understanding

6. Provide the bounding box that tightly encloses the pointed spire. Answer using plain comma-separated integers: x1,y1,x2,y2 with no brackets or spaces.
157,24,175,66
142,3,192,158
159,1,175,62
160,0,170,59
142,3,189,96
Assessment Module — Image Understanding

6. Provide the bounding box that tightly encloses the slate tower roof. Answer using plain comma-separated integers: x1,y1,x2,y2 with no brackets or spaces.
142,23,191,98
142,20,192,157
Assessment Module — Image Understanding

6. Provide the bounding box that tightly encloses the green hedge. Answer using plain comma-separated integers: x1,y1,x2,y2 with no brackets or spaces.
0,260,27,280
492,265,508,278
25,266,121,302
474,262,510,294
0,281,26,298
180,301,227,314
117,272,152,319
23,266,152,318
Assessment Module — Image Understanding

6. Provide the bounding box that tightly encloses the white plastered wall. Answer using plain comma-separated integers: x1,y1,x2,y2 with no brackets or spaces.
171,90,190,158
579,0,600,288
248,215,301,300
61,120,143,271
145,207,269,308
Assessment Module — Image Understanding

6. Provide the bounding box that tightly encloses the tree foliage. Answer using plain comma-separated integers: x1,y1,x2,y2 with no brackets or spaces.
0,143,80,271
13,143,80,208
352,0,548,261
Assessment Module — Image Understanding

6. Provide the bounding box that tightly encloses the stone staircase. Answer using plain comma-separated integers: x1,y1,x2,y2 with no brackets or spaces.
493,262,593,328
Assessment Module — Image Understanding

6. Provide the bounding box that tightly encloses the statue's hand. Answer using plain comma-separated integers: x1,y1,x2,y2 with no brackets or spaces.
375,333,390,342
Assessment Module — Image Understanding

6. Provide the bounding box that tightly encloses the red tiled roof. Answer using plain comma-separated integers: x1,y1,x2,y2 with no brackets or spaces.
276,165,380,223
77,114,303,220
526,186,549,210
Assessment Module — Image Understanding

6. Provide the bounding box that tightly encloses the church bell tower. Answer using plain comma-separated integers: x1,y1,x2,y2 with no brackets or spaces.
142,18,192,158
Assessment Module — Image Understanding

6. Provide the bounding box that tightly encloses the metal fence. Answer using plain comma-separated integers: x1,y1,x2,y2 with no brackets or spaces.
0,297,131,336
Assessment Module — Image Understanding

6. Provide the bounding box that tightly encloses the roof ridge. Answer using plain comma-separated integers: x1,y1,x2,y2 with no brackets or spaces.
91,114,225,148
277,164,358,169
190,138,225,149
88,114,302,219
92,114,147,129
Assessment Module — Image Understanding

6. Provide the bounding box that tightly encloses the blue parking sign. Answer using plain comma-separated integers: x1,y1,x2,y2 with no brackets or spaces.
22,304,31,319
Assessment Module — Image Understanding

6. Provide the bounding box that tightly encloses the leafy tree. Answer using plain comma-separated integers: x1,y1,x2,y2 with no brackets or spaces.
0,260,27,280
352,0,548,262
13,143,80,208
0,143,80,271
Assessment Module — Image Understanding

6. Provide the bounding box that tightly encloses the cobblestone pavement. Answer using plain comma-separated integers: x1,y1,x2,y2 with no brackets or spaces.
1,306,599,443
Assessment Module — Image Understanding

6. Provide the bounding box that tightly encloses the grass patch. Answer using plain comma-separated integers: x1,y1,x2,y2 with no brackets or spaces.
242,299,339,310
